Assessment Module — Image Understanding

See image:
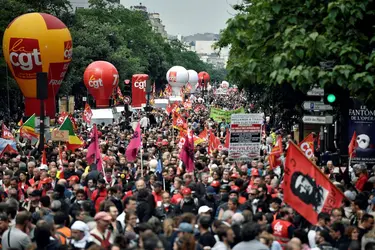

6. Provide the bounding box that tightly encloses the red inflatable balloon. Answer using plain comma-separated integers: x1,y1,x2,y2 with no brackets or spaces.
198,71,210,86
83,61,119,108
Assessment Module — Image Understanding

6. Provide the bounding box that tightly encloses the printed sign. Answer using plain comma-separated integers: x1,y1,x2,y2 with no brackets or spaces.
348,100,375,164
210,107,245,123
228,113,263,162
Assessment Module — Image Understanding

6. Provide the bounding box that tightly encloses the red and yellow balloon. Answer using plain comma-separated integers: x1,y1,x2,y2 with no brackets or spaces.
83,61,119,108
2,13,72,117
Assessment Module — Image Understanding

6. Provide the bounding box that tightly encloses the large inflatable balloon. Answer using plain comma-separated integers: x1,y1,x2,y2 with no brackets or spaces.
2,13,72,117
83,61,119,108
198,71,210,87
132,74,148,108
187,70,198,94
166,66,189,96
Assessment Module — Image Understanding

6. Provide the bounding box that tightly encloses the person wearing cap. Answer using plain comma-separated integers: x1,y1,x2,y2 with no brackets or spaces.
22,189,42,213
177,187,199,214
90,211,114,248
70,220,94,249
67,175,80,188
201,186,218,217
152,181,163,207
177,222,194,239
198,205,213,218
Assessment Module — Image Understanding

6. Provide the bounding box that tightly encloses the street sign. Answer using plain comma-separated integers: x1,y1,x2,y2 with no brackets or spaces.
124,96,131,104
307,87,324,96
51,130,69,141
302,102,333,111
34,117,50,133
302,115,333,124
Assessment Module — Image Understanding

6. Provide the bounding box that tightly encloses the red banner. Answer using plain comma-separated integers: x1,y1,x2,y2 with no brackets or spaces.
83,103,93,124
298,133,315,159
284,142,344,225
131,74,148,108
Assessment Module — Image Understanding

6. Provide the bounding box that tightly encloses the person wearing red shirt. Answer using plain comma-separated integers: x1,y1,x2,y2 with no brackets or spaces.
152,181,163,207
354,164,368,191
91,179,108,212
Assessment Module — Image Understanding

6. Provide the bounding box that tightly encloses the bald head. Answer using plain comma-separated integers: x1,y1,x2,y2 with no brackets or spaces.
136,179,146,190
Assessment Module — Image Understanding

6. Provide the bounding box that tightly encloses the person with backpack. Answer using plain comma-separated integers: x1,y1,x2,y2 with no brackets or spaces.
54,211,71,246
177,188,200,214
90,212,113,250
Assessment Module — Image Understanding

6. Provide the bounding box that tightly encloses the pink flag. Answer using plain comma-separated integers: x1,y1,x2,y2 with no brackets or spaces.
126,122,142,162
179,132,195,172
86,124,103,172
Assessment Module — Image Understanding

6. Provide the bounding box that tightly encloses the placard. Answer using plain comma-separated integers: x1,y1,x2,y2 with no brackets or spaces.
228,113,263,162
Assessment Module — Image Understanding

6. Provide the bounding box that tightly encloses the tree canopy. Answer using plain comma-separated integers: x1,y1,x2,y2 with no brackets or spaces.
0,0,226,118
217,0,375,105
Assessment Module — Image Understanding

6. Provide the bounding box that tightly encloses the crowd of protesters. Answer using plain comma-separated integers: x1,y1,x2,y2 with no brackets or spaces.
0,90,374,250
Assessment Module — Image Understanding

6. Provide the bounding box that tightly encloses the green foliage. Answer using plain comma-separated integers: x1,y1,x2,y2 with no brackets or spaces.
217,0,375,105
0,0,226,116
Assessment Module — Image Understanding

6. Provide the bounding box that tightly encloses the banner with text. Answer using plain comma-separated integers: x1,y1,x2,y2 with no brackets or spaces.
348,100,375,164
210,107,245,122
228,113,264,162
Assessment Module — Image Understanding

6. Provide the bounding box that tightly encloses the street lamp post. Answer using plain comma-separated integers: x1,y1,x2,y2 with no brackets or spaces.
145,80,153,115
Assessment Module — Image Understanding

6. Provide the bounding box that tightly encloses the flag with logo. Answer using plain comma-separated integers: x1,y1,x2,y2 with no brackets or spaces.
126,122,142,162
298,133,315,159
172,113,186,130
2,124,14,141
57,111,69,125
284,142,344,225
20,114,38,140
59,117,83,151
83,103,93,124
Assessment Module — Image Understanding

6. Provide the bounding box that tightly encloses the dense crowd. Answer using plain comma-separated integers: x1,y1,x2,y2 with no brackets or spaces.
0,91,374,250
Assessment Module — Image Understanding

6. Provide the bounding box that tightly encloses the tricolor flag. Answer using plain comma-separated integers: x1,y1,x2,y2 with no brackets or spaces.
59,117,83,151
20,114,38,140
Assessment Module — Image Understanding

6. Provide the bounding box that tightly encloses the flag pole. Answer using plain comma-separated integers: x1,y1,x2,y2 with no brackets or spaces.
140,146,144,177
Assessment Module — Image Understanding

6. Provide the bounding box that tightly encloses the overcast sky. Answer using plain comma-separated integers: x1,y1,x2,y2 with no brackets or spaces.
120,0,240,36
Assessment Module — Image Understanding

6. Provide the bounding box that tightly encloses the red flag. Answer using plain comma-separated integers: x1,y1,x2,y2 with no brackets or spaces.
57,112,69,124
208,133,221,154
349,131,357,157
2,124,14,140
198,128,208,141
0,144,18,158
83,103,93,124
298,133,315,159
125,123,142,162
86,124,103,172
269,136,283,169
179,133,195,172
42,150,47,165
284,142,344,225
224,129,230,149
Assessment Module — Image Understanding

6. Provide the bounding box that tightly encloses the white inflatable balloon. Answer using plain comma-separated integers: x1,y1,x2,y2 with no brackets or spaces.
187,70,198,94
166,66,189,96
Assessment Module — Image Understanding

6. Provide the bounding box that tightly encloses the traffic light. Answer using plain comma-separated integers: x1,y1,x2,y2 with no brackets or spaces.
324,85,337,105
123,79,131,97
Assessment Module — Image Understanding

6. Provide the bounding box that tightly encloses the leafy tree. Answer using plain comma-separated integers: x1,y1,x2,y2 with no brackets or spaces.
217,0,375,105
0,0,225,117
